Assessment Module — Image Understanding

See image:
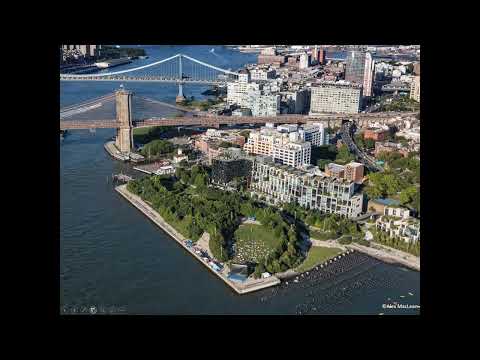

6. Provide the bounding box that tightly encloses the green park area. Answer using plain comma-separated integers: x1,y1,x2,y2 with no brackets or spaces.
295,246,343,273
309,229,339,241
365,151,420,214
232,224,282,264
133,126,172,144
376,96,420,112
180,98,223,111
127,166,304,274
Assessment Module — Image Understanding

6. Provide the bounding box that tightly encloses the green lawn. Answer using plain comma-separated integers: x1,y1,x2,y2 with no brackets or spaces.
132,127,151,136
295,246,343,273
309,229,338,241
232,224,282,264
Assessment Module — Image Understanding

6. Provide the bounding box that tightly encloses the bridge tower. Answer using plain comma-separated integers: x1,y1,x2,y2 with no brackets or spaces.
176,54,186,103
115,89,133,153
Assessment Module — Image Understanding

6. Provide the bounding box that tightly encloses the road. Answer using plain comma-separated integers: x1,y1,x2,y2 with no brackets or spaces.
339,121,384,172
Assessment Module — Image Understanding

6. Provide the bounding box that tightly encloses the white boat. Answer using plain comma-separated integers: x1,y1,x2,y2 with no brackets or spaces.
210,48,215,53
408,292,414,296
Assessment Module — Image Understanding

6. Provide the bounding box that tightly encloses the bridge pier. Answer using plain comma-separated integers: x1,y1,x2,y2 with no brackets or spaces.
176,82,186,103
176,55,186,103
115,89,133,153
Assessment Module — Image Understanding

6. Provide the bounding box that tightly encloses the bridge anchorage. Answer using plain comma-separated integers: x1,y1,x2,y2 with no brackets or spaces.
60,53,240,104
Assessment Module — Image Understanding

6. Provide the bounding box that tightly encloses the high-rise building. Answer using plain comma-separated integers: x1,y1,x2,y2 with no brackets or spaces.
410,76,420,102
250,156,364,218
318,48,326,65
79,45,88,57
312,46,318,61
309,81,362,114
299,53,309,69
362,52,375,97
345,50,366,85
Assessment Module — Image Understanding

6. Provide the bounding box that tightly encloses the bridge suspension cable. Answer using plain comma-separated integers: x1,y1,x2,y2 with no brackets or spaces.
60,53,239,79
60,93,115,113
60,54,180,77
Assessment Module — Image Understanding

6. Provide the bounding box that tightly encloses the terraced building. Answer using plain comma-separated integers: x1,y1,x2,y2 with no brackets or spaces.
250,156,363,218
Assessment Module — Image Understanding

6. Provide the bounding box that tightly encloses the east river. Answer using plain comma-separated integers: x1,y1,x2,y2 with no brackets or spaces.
60,45,420,315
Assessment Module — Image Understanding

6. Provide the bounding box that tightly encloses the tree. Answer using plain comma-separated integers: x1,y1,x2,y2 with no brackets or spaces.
209,232,228,262
317,159,331,171
140,139,174,157
364,138,375,149
336,144,355,163
194,173,207,189
399,186,417,205
219,141,234,148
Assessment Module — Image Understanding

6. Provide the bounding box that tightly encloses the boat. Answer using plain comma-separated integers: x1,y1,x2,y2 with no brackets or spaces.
95,57,132,69
408,292,414,296
210,48,215,53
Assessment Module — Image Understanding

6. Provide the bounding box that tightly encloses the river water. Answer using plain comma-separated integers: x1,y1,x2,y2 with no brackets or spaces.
60,45,420,315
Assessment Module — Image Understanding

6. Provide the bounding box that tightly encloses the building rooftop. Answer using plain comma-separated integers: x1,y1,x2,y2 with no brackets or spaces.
312,80,363,89
326,163,345,171
255,156,352,185
371,198,401,206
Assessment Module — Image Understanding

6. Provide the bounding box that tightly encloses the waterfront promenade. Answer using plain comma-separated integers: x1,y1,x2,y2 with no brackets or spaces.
307,227,420,271
346,242,420,271
115,184,281,294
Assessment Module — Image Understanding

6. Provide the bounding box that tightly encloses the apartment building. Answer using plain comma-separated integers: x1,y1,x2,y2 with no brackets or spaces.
376,207,420,244
345,50,366,85
243,128,311,168
325,163,345,178
344,162,364,184
324,161,364,184
374,141,410,157
299,53,310,69
410,76,420,102
250,156,364,218
279,89,309,114
246,93,280,117
309,81,362,115
298,123,328,147
226,81,261,107
211,150,253,187
363,126,390,141
362,52,375,98
272,141,311,168
250,68,276,81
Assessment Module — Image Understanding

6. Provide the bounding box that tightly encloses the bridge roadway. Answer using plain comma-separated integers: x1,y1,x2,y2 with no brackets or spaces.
59,111,419,130
59,75,224,85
